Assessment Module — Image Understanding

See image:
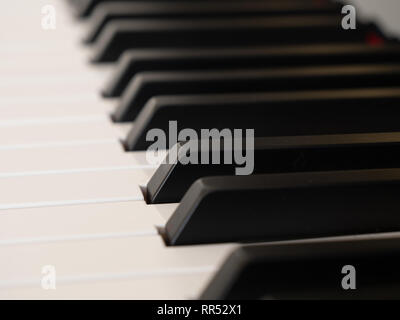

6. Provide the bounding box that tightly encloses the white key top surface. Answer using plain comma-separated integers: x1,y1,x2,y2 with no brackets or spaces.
0,143,154,175
0,100,114,120
0,202,170,243
0,120,124,147
1,273,212,300
0,236,235,285
0,169,153,210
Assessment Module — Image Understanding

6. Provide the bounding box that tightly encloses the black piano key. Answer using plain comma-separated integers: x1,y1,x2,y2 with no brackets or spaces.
146,132,400,204
103,44,400,98
200,236,400,299
92,16,373,63
85,1,340,44
69,0,134,18
114,64,400,122
125,88,400,151
73,0,288,18
164,168,400,246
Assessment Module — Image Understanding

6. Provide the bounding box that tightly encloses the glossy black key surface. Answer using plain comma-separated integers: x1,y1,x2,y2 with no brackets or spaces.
164,169,400,246
114,64,400,122
200,236,400,299
146,132,400,204
86,1,340,44
124,88,400,151
92,16,373,62
104,44,400,97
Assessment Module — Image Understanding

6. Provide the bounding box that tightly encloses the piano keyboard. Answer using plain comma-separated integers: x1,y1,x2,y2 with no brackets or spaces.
2,0,400,300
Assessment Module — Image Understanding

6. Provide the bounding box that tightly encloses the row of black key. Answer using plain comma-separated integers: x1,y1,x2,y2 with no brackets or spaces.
114,64,400,122
85,1,342,44
104,44,400,97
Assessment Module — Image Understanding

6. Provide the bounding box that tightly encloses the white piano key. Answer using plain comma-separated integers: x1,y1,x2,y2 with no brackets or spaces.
0,235,235,287
0,56,111,75
0,201,169,243
0,54,84,70
0,93,103,105
0,62,111,89
0,100,114,121
0,272,212,300
0,39,80,57
0,115,105,127
0,119,125,147
0,41,94,60
0,143,154,175
0,169,153,210
1,1,82,43
1,81,105,97
0,72,103,83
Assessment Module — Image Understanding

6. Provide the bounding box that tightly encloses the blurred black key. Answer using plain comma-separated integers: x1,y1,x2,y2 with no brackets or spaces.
146,132,400,204
200,236,400,299
69,0,134,18
86,1,340,44
104,44,400,97
115,64,400,122
92,16,373,62
125,88,400,151
73,0,292,18
164,168,400,245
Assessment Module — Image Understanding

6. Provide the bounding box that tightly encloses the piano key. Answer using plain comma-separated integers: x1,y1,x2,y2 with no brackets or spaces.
0,99,114,121
0,38,111,76
1,272,212,299
0,72,103,85
0,53,90,74
164,168,400,245
146,132,400,204
0,118,124,148
125,88,400,151
0,235,235,286
69,0,203,19
104,43,400,97
114,64,400,122
0,92,106,105
0,75,108,97
0,142,155,175
0,169,153,210
200,234,400,299
0,201,169,243
71,0,317,19
92,15,370,63
86,1,339,44
69,0,131,18
1,27,81,58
